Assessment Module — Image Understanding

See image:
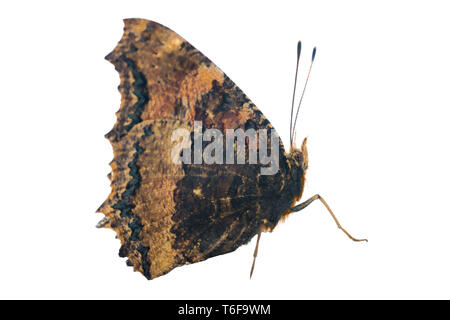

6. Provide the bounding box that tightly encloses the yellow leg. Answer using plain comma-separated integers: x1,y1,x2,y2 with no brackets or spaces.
291,194,367,242
249,229,262,279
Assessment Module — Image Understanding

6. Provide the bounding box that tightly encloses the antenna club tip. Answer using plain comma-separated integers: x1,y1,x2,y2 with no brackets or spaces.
297,41,302,58
312,47,317,61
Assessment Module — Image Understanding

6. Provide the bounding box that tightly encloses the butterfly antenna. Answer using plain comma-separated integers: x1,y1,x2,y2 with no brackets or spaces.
291,47,316,145
289,41,302,149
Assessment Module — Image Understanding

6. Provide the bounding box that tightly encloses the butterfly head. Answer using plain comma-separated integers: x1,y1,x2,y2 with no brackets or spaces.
287,136,309,201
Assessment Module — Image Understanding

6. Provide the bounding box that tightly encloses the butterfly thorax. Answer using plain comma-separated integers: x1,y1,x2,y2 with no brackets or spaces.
263,138,308,231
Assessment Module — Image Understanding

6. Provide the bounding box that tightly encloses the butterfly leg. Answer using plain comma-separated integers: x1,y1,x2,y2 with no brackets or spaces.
291,194,367,242
249,227,263,279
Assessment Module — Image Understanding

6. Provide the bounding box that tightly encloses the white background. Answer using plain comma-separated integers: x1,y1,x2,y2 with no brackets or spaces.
0,1,449,299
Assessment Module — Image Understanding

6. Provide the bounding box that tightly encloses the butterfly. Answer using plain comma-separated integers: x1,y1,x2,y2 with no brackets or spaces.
97,18,366,280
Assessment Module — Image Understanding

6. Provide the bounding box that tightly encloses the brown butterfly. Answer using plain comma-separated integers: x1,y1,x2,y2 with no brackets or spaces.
97,18,366,280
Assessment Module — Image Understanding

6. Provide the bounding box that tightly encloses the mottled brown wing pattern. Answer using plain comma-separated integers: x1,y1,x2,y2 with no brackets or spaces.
98,19,304,279
98,120,192,279
171,160,297,265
